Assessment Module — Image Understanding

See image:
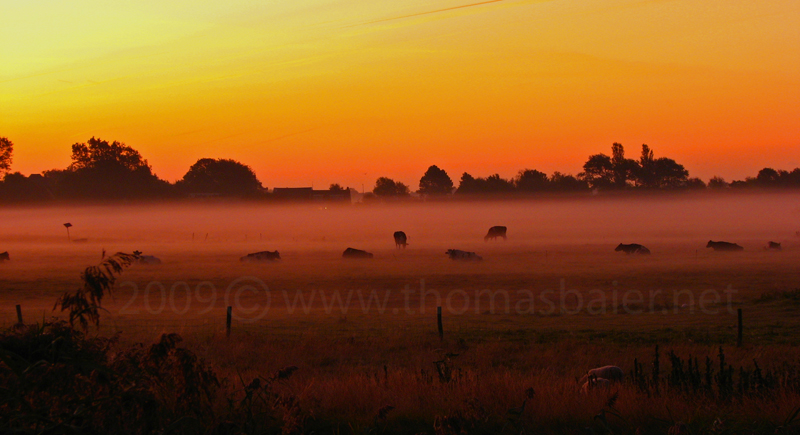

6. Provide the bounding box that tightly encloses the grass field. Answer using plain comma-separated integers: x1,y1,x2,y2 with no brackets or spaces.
1,193,799,433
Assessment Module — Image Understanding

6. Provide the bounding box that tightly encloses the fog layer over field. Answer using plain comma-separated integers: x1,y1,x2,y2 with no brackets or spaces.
3,194,800,433
1,192,799,330
1,193,798,248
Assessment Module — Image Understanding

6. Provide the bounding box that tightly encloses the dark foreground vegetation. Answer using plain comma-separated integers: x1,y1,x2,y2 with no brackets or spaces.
5,321,800,435
2,253,800,434
1,136,800,203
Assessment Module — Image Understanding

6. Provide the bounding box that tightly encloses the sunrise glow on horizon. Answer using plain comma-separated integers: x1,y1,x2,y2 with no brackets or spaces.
2,0,799,188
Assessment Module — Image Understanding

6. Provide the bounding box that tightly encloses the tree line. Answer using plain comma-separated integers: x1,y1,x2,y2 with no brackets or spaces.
0,137,268,201
369,142,800,199
0,136,798,202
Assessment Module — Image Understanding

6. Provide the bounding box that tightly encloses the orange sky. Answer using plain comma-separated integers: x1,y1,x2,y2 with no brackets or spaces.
2,0,799,188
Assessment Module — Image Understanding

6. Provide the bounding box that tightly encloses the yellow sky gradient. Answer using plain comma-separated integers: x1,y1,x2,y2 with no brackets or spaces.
2,0,799,188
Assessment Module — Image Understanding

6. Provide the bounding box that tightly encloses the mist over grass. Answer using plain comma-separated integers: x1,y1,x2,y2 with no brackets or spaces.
1,193,800,433
1,191,797,246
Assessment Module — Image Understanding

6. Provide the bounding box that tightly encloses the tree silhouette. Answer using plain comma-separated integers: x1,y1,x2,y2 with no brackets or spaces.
418,165,454,196
70,138,150,172
514,169,549,192
730,168,800,188
178,158,262,196
756,168,780,185
708,176,728,189
611,143,639,188
0,173,51,202
785,169,800,186
329,183,346,192
580,143,694,190
484,174,514,192
635,144,689,188
730,178,756,189
0,137,13,174
456,173,514,194
684,177,707,189
52,137,169,199
373,177,410,197
580,154,615,189
637,144,657,187
650,157,689,188
455,173,478,194
549,172,589,191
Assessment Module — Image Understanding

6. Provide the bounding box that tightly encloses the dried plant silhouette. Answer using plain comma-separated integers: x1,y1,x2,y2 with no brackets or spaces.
54,250,140,330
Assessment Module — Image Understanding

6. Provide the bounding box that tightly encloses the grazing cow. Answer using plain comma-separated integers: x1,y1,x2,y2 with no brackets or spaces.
446,249,483,261
393,231,408,249
240,251,281,262
578,365,624,385
767,242,782,251
343,247,374,259
615,243,651,255
706,240,744,251
484,226,507,241
0,252,8,262
137,255,162,265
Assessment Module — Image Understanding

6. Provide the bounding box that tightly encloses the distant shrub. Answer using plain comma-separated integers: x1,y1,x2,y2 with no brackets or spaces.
756,289,800,304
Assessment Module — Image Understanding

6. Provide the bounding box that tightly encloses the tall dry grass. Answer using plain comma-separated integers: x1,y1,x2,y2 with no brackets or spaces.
178,330,800,434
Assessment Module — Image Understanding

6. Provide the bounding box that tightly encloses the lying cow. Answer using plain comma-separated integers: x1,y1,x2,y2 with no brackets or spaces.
767,241,782,251
136,255,162,265
343,247,374,259
240,251,281,262
484,226,507,241
0,251,8,262
706,240,744,252
446,249,482,261
615,243,651,255
393,231,408,249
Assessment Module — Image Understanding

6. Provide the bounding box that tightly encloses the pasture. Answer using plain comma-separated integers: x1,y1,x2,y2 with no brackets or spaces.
1,193,799,433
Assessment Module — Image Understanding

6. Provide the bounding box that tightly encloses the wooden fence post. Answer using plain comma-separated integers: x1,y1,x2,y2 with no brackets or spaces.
437,306,443,341
737,308,743,347
226,306,232,338
15,305,23,325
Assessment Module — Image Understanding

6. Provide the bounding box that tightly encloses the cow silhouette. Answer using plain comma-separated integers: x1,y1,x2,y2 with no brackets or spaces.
0,251,8,262
615,243,651,255
446,249,482,261
136,255,162,264
343,247,374,259
706,240,744,251
240,251,281,262
393,231,408,249
484,226,507,241
766,242,782,251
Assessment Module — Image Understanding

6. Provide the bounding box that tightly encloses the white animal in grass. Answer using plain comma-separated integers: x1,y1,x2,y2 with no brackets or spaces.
578,365,624,385
581,376,612,393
